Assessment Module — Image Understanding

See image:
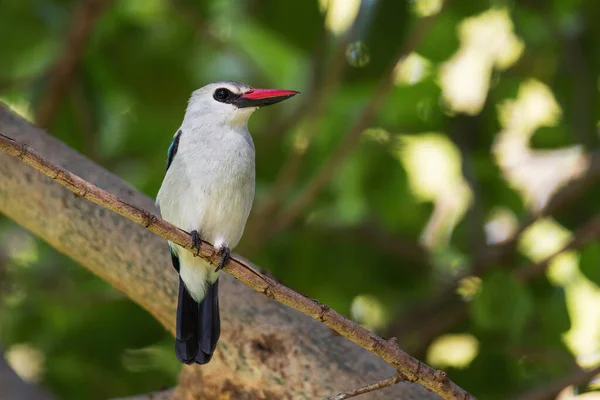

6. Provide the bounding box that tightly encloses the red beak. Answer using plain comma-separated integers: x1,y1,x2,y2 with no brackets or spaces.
242,89,299,99
235,88,300,108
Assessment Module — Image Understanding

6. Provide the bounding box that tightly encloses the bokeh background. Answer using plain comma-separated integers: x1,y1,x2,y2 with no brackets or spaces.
1,0,600,399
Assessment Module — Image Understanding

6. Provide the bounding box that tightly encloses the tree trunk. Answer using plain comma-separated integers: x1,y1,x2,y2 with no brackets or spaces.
0,103,438,399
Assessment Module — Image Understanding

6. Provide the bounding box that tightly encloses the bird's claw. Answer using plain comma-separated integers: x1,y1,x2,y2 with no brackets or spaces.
216,246,230,272
191,230,201,256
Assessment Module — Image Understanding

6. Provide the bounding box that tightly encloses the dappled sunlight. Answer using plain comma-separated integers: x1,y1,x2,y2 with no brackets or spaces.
119,0,167,25
412,0,443,17
395,133,472,248
4,230,38,267
440,48,492,115
318,0,361,35
394,52,432,86
0,96,33,122
565,277,600,366
519,219,571,263
362,127,392,144
292,126,311,153
440,8,524,115
426,333,479,369
557,385,600,399
350,294,388,331
520,220,600,369
498,80,561,134
494,80,589,211
484,207,518,245
5,344,45,383
456,276,482,301
578,352,600,370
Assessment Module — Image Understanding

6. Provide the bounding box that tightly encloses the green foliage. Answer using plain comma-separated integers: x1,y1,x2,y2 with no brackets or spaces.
580,242,600,285
471,270,533,342
1,0,600,398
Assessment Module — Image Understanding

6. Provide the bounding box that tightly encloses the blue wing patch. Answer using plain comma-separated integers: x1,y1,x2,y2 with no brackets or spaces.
166,129,182,171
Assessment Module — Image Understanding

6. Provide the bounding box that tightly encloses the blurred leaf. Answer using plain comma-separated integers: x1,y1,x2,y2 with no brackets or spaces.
471,270,534,341
580,242,600,286
251,0,322,52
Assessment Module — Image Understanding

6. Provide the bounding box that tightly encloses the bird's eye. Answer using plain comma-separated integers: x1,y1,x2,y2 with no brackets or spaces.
214,88,231,101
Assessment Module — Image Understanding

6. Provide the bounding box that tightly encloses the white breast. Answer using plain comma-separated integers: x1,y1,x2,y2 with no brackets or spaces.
156,125,255,301
158,126,255,249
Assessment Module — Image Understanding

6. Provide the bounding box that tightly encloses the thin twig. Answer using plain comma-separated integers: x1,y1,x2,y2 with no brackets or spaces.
395,212,600,356
475,148,600,272
35,0,113,129
324,373,405,400
324,221,431,266
267,8,444,239
385,149,600,347
242,10,353,252
0,132,475,400
449,115,487,270
515,213,600,282
170,0,267,81
259,4,332,141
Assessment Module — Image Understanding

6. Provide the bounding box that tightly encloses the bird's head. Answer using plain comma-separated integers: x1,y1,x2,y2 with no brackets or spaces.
186,81,299,128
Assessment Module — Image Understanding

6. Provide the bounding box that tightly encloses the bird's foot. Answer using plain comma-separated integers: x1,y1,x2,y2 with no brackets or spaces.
216,245,230,272
190,230,201,256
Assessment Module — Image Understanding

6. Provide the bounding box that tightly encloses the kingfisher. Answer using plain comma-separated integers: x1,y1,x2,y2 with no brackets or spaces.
156,81,298,364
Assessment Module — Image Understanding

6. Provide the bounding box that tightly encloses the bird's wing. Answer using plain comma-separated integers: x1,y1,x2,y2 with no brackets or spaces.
170,246,180,273
166,129,182,171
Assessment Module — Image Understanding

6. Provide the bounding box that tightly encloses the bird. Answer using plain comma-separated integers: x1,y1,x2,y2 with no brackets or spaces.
156,81,298,364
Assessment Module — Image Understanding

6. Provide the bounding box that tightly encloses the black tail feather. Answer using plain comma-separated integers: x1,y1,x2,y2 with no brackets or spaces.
175,276,221,365
175,276,199,364
198,279,220,356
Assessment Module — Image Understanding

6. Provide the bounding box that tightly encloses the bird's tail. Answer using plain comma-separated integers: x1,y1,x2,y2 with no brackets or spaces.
175,277,221,364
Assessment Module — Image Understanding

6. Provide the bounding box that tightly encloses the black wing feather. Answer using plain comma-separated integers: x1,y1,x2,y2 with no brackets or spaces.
166,129,182,171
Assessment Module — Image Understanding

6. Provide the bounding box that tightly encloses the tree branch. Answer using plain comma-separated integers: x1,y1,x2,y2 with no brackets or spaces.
324,374,405,400
476,148,600,273
241,9,353,255
258,2,333,142
448,115,487,270
393,212,600,356
170,0,268,82
513,365,600,400
266,8,444,239
385,149,600,350
0,129,473,398
321,221,431,267
1,104,440,399
35,0,113,129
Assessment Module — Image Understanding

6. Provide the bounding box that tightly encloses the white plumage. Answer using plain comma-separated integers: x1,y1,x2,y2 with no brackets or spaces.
157,81,256,302
155,80,297,365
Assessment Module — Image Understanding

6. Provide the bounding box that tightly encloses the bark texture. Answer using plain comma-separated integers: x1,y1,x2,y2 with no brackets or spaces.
0,104,437,399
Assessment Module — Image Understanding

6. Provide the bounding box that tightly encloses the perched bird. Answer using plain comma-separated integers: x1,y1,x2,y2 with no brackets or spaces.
156,81,298,364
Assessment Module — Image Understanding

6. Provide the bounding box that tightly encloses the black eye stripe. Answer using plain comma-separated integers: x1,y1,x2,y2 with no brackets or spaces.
213,88,242,104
